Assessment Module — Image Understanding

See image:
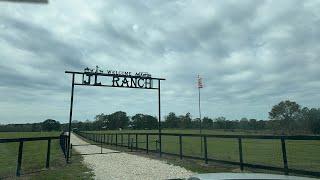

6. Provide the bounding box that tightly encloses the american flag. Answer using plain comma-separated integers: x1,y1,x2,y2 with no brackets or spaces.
198,75,203,88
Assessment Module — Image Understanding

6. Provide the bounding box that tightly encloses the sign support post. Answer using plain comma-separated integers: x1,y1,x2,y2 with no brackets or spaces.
67,73,75,163
158,79,162,157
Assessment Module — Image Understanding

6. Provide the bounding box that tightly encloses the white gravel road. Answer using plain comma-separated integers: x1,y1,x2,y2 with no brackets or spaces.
70,133,194,180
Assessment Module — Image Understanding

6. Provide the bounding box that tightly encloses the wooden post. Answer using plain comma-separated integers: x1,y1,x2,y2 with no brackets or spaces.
16,141,24,176
46,139,51,168
281,137,289,175
179,135,183,160
238,138,244,171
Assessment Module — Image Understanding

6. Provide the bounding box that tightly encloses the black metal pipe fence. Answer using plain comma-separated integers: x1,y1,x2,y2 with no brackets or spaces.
0,133,69,177
60,133,69,159
74,131,320,178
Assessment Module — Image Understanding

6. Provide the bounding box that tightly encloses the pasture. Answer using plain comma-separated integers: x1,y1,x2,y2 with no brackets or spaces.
85,129,320,173
0,132,93,179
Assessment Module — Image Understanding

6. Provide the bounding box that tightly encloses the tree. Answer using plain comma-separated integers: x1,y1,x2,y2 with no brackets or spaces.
164,112,179,128
106,111,130,129
302,108,320,134
213,116,227,129
178,113,192,129
202,117,213,129
269,100,301,132
249,119,257,130
131,114,158,129
239,118,249,129
93,113,108,130
41,119,61,131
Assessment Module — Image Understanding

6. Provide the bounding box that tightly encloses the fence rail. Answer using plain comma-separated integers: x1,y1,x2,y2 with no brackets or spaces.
74,131,320,178
0,133,69,176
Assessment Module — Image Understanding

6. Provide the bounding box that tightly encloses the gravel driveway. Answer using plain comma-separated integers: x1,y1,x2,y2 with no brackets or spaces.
71,133,194,180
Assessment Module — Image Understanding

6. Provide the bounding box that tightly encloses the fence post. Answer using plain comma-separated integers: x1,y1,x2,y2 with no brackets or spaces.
136,134,138,150
159,134,162,157
46,139,51,168
121,134,123,146
111,134,113,145
70,143,72,159
116,134,118,147
281,137,289,175
204,136,208,164
146,134,149,154
16,141,24,176
128,134,130,148
131,138,133,152
101,136,103,154
238,138,244,171
179,135,183,160
64,136,67,158
104,134,106,143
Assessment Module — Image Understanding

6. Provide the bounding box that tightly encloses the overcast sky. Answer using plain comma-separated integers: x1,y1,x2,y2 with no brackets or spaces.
0,0,319,124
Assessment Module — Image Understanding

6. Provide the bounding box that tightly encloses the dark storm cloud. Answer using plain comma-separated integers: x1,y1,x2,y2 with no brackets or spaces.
0,0,320,123
0,16,86,70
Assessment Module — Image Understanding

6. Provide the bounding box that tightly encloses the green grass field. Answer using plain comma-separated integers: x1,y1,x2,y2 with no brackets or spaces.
0,132,93,179
3,130,318,178
86,129,320,173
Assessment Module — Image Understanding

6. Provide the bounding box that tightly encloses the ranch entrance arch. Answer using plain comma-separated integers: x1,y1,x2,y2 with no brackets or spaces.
65,67,165,162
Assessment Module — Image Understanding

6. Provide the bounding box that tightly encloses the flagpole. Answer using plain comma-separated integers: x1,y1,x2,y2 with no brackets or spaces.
198,75,203,155
199,84,203,155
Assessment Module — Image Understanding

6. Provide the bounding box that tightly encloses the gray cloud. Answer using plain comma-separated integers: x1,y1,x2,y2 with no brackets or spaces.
0,0,320,124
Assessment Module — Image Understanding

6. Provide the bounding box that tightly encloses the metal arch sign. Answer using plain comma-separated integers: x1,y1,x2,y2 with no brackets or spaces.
65,66,165,89
65,66,165,162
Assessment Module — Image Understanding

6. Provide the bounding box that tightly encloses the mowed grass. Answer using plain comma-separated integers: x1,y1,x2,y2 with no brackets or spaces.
0,132,93,179
86,129,320,172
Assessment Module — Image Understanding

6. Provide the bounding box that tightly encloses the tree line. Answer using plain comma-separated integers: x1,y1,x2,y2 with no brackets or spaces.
70,100,320,134
1,100,319,134
0,119,61,132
